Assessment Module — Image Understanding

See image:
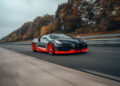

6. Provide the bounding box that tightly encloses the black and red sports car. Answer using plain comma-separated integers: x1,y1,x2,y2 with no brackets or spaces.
32,34,88,55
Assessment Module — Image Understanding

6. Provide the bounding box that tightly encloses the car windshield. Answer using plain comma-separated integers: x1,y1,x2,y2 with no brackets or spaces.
50,34,71,39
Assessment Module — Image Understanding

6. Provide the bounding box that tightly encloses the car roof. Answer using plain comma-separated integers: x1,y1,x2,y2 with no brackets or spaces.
49,33,64,35
40,33,66,38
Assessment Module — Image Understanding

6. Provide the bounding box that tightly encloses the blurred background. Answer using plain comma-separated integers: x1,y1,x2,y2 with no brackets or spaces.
0,0,120,42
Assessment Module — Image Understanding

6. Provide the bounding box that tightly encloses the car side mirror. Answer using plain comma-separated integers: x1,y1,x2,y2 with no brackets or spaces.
38,37,41,42
43,37,49,41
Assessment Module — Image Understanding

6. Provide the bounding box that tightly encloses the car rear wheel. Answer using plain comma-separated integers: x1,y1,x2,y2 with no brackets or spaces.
48,42,55,55
32,43,36,52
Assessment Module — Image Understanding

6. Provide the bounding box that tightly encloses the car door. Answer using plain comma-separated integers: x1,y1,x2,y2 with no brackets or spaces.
37,35,49,48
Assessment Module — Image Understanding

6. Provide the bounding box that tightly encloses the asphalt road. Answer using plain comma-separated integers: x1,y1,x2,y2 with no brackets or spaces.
0,45,120,80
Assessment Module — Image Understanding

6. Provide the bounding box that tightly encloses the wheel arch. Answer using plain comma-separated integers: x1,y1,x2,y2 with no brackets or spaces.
47,41,55,49
47,41,56,55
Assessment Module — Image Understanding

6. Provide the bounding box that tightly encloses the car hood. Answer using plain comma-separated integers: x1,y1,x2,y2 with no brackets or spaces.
56,38,81,44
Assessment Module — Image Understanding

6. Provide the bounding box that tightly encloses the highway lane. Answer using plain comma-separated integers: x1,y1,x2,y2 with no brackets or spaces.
0,45,120,80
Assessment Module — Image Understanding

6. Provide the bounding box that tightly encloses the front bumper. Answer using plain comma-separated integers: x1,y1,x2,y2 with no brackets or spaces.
55,48,88,54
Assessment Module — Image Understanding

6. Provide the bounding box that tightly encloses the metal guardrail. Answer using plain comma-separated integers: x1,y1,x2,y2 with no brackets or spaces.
86,38,120,41
86,38,120,45
76,34,120,38
77,34,120,46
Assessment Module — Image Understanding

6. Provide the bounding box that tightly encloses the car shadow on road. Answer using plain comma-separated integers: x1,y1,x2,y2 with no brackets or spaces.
53,52,88,56
34,50,88,57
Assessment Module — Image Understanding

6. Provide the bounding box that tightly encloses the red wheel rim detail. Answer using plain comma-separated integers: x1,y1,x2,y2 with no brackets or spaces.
48,43,54,54
32,43,35,51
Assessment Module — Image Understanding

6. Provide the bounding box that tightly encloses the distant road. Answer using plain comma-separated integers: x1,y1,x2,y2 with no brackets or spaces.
0,45,120,81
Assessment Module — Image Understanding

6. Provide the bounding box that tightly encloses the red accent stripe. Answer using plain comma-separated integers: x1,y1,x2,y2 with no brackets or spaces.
55,48,88,54
36,47,48,53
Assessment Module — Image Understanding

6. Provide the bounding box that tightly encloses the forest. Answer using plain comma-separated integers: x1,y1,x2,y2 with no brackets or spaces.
1,0,120,42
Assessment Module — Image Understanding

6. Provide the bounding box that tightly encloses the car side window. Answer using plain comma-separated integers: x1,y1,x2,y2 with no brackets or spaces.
46,35,50,41
40,36,49,43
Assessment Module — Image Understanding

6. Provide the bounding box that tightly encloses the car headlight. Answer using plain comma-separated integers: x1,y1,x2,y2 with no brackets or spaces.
78,39,86,43
83,40,86,42
55,40,62,44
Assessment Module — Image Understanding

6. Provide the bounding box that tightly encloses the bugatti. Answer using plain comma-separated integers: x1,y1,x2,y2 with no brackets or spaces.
32,34,88,55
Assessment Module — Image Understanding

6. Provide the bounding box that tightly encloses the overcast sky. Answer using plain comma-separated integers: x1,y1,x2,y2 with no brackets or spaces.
0,0,67,39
